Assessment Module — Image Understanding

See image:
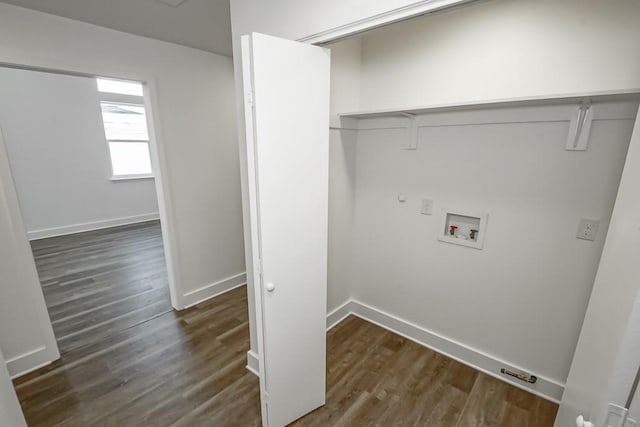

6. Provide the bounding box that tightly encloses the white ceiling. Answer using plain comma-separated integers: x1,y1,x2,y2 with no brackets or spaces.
0,0,232,56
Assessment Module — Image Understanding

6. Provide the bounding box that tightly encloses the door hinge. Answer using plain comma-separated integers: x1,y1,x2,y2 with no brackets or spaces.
246,91,255,107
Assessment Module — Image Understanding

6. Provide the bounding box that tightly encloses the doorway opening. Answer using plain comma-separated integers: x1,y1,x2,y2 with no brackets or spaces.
0,66,174,362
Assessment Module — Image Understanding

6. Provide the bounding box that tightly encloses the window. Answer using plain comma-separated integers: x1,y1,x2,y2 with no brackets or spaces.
96,77,153,179
100,102,153,178
97,78,144,96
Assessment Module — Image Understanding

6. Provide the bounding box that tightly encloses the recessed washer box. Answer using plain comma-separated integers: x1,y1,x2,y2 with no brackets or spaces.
438,209,488,250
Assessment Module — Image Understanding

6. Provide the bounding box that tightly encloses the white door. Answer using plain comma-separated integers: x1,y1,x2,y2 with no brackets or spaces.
241,33,330,426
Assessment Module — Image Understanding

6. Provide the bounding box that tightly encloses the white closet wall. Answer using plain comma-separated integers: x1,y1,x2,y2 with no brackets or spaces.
327,38,361,314
357,0,640,111
325,5,640,399
346,103,635,396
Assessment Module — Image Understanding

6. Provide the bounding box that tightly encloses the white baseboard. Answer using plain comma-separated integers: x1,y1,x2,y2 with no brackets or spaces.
27,212,160,240
246,350,259,376
179,272,247,310
326,300,356,330
247,298,564,403
6,346,57,378
347,300,564,403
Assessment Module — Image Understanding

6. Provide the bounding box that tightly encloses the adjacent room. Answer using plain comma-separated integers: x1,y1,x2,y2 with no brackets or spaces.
0,65,186,353
1,1,640,427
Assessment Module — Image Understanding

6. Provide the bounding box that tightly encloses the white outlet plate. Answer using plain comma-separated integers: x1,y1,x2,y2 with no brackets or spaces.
577,218,600,241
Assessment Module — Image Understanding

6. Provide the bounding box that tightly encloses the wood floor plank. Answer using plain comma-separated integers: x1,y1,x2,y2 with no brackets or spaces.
14,221,558,426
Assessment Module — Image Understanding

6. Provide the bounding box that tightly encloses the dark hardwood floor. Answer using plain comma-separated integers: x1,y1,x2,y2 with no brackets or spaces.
14,221,558,426
293,316,558,426
30,221,172,355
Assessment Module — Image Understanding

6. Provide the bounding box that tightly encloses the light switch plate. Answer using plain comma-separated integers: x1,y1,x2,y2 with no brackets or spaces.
421,199,434,215
577,218,600,241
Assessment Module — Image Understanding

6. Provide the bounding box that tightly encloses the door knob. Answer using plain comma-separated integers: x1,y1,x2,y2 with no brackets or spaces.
265,282,275,292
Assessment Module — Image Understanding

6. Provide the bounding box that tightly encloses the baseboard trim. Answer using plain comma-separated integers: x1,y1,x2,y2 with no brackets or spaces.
6,346,56,378
326,300,356,331
27,212,160,240
246,350,259,376
348,300,564,403
247,298,564,403
179,272,247,310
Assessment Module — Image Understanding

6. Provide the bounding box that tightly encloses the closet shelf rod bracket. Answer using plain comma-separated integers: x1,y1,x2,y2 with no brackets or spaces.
400,112,418,150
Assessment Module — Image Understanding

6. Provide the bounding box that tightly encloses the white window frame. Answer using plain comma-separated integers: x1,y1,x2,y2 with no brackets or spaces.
97,87,155,181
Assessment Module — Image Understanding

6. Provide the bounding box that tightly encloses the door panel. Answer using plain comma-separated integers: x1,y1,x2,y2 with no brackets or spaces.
241,33,330,427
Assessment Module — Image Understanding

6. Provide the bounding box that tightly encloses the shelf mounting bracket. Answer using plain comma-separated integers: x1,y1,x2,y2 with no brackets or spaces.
566,101,593,151
400,112,418,150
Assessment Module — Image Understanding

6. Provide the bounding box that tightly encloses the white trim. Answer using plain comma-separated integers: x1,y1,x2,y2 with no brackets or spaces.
110,174,154,181
179,272,247,310
247,298,564,403
240,34,270,427
326,300,356,331
339,89,640,119
27,212,160,240
142,79,181,311
246,350,259,376
98,91,145,105
298,0,476,45
0,127,60,379
6,346,56,378
341,98,640,128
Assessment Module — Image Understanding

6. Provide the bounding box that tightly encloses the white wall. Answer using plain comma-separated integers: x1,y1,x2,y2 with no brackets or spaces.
0,2,244,383
327,38,362,312
357,0,640,111
0,349,25,427
0,67,159,239
348,101,635,399
555,110,640,426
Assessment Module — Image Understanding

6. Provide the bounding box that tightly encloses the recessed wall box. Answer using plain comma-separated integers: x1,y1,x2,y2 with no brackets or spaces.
438,209,488,249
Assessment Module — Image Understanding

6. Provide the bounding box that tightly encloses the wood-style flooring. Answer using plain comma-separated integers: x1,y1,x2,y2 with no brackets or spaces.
30,221,172,355
14,221,558,426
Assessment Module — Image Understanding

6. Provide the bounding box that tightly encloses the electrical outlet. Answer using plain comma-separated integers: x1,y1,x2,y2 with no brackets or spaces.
577,218,600,241
421,198,434,215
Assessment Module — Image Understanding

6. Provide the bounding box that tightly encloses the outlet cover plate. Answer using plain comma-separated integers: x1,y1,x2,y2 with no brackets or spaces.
577,218,600,241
